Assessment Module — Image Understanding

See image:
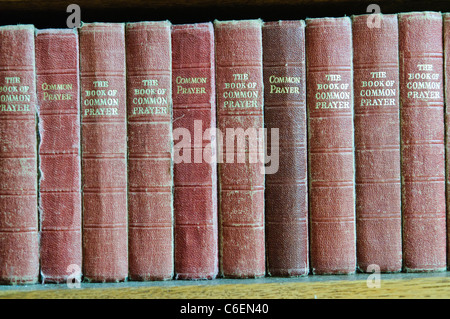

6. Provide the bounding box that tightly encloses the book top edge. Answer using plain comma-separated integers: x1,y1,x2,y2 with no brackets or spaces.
172,22,213,30
0,24,34,31
126,20,172,28
306,16,351,22
398,11,442,19
80,22,125,28
35,28,78,35
305,16,351,27
263,20,305,27
351,13,397,19
214,19,263,26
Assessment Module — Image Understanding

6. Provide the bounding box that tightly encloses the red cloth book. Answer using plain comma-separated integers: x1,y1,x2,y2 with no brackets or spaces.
352,14,402,273
214,19,265,278
0,25,39,284
263,20,308,277
126,21,173,281
445,13,450,269
306,17,356,275
36,29,82,283
172,22,218,280
399,12,446,272
79,23,128,282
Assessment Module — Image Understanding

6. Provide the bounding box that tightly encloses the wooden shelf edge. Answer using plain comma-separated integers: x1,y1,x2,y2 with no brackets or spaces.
0,272,449,298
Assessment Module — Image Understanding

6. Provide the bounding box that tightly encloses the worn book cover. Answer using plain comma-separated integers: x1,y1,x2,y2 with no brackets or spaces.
399,12,446,272
0,25,39,284
127,21,173,281
352,14,402,273
215,19,265,278
263,20,308,277
172,22,218,280
79,23,128,282
306,17,356,275
36,28,82,283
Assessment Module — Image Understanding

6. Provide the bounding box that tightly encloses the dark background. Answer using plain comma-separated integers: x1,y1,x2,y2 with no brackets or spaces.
0,0,449,29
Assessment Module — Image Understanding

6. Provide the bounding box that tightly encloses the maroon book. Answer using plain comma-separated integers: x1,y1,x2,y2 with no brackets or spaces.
36,29,82,283
79,23,128,282
306,17,356,275
262,20,308,277
0,25,39,284
214,20,265,278
399,12,446,272
445,13,450,269
127,21,173,281
352,14,402,273
172,23,218,280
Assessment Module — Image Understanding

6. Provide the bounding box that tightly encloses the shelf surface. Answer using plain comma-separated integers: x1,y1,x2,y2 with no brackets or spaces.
0,272,449,299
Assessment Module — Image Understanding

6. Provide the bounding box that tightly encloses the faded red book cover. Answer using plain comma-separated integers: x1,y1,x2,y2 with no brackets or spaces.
127,21,173,281
263,20,308,276
445,13,450,269
400,12,446,272
352,14,402,273
36,29,82,283
215,19,265,278
0,25,39,284
306,17,356,275
79,23,128,282
172,22,218,279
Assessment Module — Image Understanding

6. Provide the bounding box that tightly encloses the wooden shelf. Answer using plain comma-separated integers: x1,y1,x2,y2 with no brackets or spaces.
0,272,449,299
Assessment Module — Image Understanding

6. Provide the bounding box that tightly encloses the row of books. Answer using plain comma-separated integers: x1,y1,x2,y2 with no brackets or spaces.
0,11,448,285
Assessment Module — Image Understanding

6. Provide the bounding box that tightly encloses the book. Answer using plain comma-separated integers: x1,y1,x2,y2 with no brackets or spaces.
36,28,82,283
399,12,446,272
172,22,218,280
262,20,308,276
79,23,128,282
445,13,450,270
214,19,265,278
352,14,402,273
126,21,173,281
0,25,39,284
306,17,356,275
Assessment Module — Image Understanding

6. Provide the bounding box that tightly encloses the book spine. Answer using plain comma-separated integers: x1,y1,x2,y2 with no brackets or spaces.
399,12,446,272
262,20,308,276
352,14,402,273
36,29,82,283
445,13,450,270
79,23,128,282
215,20,265,278
306,17,356,274
0,25,39,284
172,23,218,280
126,21,173,281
